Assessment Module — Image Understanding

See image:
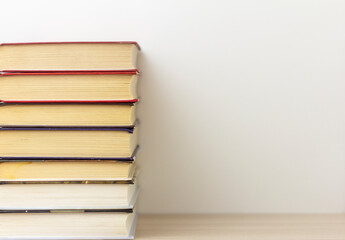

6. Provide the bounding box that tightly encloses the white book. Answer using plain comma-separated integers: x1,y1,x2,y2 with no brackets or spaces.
0,211,138,240
0,182,138,210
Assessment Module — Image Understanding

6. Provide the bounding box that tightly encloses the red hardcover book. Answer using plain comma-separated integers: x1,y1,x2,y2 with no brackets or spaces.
0,70,139,102
0,41,140,71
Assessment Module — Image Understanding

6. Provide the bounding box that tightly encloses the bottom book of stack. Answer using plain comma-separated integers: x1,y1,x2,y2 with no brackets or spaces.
0,161,139,240
0,211,138,240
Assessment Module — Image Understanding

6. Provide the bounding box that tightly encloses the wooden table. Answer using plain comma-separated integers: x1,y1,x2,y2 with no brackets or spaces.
136,214,345,240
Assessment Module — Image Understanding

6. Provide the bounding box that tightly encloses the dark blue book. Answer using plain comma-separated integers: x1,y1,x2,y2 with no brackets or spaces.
0,126,138,161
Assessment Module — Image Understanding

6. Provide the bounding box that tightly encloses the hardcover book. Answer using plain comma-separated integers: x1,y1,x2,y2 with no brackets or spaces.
0,211,138,239
0,70,139,101
0,180,139,210
0,127,138,160
0,102,137,127
0,161,136,182
0,42,140,70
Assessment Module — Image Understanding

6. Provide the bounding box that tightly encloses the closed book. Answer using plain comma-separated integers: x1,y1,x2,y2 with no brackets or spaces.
0,42,140,70
0,70,138,101
0,180,138,210
0,102,137,127
0,127,138,160
0,211,137,239
0,161,136,182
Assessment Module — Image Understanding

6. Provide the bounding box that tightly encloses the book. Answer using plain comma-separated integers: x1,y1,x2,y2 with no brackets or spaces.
0,161,135,182
0,211,137,239
0,70,139,101
0,181,138,210
0,102,136,127
0,127,138,160
0,42,140,70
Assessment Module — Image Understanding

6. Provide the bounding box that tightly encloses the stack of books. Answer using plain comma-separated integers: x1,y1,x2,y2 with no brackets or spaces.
0,42,140,239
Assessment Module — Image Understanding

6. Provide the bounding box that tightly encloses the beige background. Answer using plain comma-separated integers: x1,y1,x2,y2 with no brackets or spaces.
0,0,345,214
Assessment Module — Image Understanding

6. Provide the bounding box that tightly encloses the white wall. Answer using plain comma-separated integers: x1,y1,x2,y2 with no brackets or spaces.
1,0,345,214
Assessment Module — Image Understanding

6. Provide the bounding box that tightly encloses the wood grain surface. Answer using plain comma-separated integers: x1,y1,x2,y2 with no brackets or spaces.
136,214,345,240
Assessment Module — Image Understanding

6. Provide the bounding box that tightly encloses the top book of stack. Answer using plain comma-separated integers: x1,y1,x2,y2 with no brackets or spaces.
0,42,140,71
